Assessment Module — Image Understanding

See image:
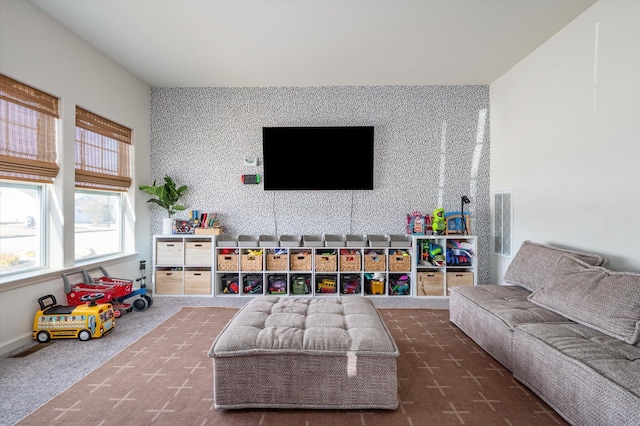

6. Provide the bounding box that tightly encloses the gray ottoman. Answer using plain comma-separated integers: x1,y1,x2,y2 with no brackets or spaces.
208,296,399,409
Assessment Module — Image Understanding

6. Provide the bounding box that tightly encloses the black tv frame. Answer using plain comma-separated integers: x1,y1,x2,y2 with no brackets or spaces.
262,126,374,191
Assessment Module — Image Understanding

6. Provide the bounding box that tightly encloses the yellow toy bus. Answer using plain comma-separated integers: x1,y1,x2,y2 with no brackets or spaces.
317,278,337,293
33,294,116,342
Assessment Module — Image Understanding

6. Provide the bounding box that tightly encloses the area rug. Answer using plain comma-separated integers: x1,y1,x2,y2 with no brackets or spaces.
17,306,567,425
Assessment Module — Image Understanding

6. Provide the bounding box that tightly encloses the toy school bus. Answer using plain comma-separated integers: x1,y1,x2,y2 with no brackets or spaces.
317,278,337,293
33,294,116,343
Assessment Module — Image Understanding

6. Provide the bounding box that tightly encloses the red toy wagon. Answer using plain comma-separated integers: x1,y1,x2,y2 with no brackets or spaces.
83,266,133,299
63,268,132,308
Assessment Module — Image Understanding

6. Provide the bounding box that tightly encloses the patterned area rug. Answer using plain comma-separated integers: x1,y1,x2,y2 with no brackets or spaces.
17,306,567,425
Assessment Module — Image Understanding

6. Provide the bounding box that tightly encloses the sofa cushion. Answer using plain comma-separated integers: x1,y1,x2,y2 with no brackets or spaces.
512,322,640,424
452,284,569,330
449,284,572,370
528,255,640,344
504,240,606,292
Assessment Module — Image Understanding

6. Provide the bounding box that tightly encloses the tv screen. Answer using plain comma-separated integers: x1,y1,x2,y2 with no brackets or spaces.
262,126,374,190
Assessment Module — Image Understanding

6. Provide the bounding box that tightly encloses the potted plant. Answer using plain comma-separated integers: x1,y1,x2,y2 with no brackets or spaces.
139,175,188,234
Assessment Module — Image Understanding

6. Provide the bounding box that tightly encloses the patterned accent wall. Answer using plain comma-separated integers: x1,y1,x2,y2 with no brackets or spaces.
150,85,490,283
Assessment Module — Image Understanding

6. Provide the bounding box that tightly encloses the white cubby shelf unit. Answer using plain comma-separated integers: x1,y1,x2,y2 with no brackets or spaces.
151,234,477,298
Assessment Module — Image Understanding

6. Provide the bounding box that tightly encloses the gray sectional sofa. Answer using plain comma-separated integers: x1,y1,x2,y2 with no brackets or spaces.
449,240,640,425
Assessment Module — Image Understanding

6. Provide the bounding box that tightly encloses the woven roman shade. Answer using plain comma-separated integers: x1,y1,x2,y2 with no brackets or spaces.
0,74,60,183
75,107,131,191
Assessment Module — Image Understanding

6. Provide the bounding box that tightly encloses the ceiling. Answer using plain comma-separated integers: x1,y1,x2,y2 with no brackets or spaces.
30,0,597,88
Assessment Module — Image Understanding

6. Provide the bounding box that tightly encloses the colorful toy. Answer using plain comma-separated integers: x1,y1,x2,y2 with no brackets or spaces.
63,269,131,308
84,265,152,315
432,207,446,235
407,211,432,235
428,243,442,257
390,274,410,295
370,279,385,295
364,272,385,295
222,275,239,294
291,275,310,294
446,248,472,266
33,294,116,342
341,275,360,294
317,278,337,293
243,274,263,294
268,275,287,294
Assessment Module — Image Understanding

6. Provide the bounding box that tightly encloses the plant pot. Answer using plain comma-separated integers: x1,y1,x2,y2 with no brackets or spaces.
162,218,173,235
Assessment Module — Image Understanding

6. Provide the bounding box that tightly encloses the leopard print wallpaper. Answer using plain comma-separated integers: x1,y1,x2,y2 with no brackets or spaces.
149,85,490,283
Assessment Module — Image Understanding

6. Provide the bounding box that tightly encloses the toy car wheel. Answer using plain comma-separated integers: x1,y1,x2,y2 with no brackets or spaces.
78,330,92,341
36,331,50,343
143,295,153,307
133,298,148,311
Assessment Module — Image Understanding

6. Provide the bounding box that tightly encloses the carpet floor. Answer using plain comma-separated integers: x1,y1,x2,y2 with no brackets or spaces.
8,301,567,425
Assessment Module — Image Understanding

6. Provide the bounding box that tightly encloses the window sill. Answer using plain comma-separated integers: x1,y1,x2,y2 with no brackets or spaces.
0,252,139,293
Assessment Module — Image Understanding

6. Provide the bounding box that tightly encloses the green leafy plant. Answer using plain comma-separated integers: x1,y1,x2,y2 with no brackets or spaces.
138,175,188,217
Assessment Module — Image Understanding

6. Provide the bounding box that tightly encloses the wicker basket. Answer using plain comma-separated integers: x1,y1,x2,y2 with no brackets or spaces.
290,252,312,271
388,253,411,271
266,254,288,271
364,253,386,271
339,253,361,271
217,254,238,271
241,254,263,271
315,254,337,272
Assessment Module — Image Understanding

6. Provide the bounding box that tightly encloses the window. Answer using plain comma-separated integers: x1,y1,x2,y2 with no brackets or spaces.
75,190,122,260
493,191,513,256
0,74,59,277
0,182,46,275
74,107,131,261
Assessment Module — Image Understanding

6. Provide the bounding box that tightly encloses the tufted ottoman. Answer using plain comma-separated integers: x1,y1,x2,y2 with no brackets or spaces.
208,296,399,409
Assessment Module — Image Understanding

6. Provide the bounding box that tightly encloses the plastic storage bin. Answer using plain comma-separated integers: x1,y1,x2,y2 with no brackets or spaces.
279,235,301,247
324,234,344,247
367,234,390,247
345,234,367,247
258,235,279,247
238,235,259,247
216,235,237,247
302,234,323,247
389,234,412,247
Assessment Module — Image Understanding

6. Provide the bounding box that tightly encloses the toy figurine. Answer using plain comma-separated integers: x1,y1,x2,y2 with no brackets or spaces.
432,207,446,235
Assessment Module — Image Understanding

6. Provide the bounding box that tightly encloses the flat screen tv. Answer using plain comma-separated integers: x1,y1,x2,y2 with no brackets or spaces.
262,126,374,190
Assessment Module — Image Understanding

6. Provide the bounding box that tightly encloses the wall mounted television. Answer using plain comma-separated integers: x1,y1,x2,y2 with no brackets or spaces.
262,126,374,190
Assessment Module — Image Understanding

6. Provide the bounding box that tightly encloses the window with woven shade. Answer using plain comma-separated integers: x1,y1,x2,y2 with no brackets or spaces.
0,74,59,183
75,107,131,191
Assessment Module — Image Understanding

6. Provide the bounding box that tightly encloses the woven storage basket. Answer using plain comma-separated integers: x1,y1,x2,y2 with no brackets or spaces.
241,254,263,271
217,254,238,271
290,253,311,271
266,254,288,271
389,253,411,271
339,253,362,271
364,253,386,271
315,254,337,272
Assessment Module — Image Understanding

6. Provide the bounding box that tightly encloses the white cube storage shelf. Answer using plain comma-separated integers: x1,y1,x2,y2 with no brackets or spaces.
152,234,477,298
412,235,477,297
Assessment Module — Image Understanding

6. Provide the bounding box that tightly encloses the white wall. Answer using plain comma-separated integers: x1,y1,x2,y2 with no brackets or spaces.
490,0,640,282
0,1,151,355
